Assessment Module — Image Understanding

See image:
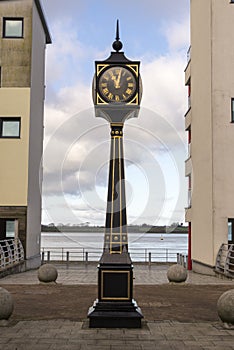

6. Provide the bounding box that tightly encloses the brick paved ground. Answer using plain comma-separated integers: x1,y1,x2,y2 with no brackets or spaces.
0,319,233,350
1,263,234,285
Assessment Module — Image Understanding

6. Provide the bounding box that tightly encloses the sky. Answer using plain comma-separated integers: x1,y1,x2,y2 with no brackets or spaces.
40,0,190,228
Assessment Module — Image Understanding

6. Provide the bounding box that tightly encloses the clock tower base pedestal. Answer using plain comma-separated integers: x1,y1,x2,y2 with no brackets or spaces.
88,252,143,328
88,299,143,328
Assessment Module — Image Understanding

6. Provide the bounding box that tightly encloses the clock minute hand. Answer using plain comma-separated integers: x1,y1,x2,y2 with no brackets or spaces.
115,69,122,89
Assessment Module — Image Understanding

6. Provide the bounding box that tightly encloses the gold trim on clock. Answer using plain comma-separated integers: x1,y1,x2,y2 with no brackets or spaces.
126,64,139,76
96,93,108,105
127,93,139,105
97,64,110,76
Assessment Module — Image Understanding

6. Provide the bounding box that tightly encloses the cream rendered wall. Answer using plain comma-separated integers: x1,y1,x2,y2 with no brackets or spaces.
211,0,234,256
189,0,234,269
190,0,214,266
0,0,49,269
25,1,46,264
0,0,32,87
0,88,30,205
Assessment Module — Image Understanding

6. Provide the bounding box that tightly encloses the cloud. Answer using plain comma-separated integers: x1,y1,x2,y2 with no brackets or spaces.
163,17,190,52
42,0,189,23
42,107,187,226
141,52,187,134
42,12,189,226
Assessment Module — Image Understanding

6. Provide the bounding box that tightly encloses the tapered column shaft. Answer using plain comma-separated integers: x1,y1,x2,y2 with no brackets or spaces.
104,123,128,253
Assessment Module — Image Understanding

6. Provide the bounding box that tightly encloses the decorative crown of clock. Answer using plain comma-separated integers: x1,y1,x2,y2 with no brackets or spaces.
93,20,142,106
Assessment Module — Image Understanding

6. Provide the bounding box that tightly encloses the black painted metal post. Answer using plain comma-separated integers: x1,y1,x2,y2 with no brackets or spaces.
104,123,128,254
88,118,143,328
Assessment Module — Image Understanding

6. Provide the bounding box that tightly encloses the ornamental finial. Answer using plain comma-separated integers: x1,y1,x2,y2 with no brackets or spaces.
112,19,123,52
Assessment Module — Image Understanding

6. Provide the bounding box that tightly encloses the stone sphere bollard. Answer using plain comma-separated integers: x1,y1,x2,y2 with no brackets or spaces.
217,289,234,328
38,264,58,283
167,264,188,283
0,287,14,324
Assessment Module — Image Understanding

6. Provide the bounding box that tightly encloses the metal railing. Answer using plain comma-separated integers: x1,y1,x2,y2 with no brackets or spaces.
187,189,192,208
0,238,24,271
188,95,191,109
188,142,191,159
215,243,234,278
177,253,188,269
41,247,187,265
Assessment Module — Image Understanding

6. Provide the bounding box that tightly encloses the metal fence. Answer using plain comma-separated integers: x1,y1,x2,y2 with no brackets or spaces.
41,246,187,265
0,238,24,271
216,243,234,278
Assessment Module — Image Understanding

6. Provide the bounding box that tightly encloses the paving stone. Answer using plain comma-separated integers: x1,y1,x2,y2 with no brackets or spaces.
204,348,234,350
0,345,51,350
184,340,215,347
140,344,160,350
50,345,81,350
112,346,141,350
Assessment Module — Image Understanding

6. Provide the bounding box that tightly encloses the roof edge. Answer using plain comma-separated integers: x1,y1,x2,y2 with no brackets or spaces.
34,0,52,44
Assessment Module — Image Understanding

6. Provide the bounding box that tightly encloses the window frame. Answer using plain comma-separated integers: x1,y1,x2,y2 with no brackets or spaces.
3,17,24,39
0,117,21,139
231,98,234,123
0,218,17,240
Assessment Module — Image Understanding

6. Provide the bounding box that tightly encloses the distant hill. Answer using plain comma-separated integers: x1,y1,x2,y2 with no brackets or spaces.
41,224,188,234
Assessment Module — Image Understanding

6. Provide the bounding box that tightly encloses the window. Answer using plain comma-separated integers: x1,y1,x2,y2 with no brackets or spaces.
0,218,17,240
228,219,234,244
187,175,192,208
3,18,23,38
187,126,191,158
188,84,191,109
231,98,234,122
0,117,21,138
6,220,15,238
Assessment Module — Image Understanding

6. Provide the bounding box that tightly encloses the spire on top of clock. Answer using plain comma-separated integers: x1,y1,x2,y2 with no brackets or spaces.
112,19,123,52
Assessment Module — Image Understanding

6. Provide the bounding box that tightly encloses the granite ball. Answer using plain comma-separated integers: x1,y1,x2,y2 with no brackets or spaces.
0,288,14,320
167,264,188,283
217,289,234,326
38,264,58,283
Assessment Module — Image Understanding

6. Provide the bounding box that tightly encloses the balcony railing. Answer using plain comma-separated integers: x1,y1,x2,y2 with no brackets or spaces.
0,238,24,271
188,142,191,158
215,243,234,278
187,189,192,208
188,96,191,109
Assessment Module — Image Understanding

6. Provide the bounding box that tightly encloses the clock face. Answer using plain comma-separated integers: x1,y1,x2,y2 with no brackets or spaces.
98,66,137,103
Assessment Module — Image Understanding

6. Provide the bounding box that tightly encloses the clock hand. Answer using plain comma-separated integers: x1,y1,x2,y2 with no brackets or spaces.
111,74,120,89
115,69,122,89
111,75,117,84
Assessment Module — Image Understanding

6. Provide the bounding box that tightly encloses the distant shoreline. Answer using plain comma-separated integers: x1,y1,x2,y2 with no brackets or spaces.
41,224,188,234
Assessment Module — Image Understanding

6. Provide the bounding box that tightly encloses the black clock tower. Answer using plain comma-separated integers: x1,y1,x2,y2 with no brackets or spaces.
88,21,143,328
